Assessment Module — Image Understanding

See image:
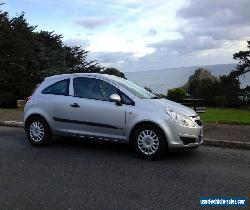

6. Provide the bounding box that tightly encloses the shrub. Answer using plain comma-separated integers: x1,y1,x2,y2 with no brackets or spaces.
188,79,219,101
167,88,186,102
158,94,167,99
0,92,17,108
214,96,227,107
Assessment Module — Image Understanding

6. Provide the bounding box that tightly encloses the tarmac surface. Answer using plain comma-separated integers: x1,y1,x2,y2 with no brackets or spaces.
0,126,249,210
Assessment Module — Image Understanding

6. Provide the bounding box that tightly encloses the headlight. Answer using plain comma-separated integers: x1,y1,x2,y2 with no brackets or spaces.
165,108,195,127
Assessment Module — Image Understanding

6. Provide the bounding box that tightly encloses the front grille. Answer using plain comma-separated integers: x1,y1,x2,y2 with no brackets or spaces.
179,137,196,145
195,120,203,126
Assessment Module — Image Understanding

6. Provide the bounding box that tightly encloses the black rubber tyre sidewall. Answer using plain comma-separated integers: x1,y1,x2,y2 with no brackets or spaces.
25,116,51,146
132,125,167,160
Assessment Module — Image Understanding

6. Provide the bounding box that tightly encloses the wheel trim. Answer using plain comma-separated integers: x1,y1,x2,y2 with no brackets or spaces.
29,121,45,142
137,130,159,155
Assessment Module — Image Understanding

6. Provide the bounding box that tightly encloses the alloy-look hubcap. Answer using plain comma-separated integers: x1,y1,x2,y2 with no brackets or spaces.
30,122,45,142
137,130,159,155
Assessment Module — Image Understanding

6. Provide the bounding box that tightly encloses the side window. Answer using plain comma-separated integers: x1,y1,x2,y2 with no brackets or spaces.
73,77,118,101
42,79,69,96
120,91,134,105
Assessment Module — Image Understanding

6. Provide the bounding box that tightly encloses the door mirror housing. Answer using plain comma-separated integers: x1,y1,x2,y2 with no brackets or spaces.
110,94,122,105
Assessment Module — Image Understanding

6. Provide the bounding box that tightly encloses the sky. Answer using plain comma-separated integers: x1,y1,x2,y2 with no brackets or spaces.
3,0,250,72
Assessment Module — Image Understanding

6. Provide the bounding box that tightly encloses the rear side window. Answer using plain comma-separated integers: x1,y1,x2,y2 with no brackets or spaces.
73,77,117,101
42,79,69,96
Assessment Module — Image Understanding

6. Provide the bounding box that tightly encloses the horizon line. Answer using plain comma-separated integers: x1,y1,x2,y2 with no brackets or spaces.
124,62,237,73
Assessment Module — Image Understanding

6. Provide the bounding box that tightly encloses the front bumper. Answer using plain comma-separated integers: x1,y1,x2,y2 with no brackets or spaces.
177,131,203,148
161,118,203,149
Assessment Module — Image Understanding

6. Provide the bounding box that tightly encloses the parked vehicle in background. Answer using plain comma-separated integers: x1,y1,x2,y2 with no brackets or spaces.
24,73,203,160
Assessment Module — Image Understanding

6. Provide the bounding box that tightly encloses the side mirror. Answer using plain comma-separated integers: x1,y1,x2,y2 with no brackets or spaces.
110,94,122,105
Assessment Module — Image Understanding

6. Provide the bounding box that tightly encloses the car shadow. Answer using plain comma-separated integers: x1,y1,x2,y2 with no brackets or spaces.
47,136,201,161
49,136,134,156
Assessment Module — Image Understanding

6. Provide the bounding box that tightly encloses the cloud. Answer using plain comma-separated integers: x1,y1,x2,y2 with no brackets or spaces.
146,28,157,36
152,0,250,55
86,36,155,57
136,0,250,71
75,16,115,29
176,0,250,41
63,38,90,48
177,0,250,26
88,51,134,68
68,0,250,72
150,35,221,54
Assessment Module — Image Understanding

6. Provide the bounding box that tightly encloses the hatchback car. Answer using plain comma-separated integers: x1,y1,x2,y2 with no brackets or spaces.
24,73,203,159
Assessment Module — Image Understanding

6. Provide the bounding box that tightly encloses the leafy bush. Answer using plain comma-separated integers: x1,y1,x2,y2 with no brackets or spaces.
214,96,227,107
0,92,17,108
167,88,186,102
158,94,167,99
188,79,219,101
218,76,241,107
187,76,242,107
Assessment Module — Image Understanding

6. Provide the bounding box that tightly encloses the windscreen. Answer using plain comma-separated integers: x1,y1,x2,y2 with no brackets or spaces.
114,77,157,99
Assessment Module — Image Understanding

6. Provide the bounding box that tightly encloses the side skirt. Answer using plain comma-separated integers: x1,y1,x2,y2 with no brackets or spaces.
54,130,127,143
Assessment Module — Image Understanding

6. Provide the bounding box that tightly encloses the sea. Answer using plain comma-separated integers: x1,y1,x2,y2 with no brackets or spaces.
125,63,250,94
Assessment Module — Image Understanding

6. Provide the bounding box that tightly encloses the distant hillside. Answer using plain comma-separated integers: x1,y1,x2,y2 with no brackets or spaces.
126,63,237,74
125,63,250,94
182,68,218,90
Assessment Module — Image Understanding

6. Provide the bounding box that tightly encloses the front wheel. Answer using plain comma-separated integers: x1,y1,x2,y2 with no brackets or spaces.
25,116,51,146
132,125,167,160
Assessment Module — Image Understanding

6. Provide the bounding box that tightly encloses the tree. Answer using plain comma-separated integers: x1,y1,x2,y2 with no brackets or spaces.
188,79,219,102
102,67,126,79
167,88,186,102
144,86,152,92
228,41,250,103
209,40,250,107
0,12,36,107
0,8,125,107
231,41,250,78
218,75,241,107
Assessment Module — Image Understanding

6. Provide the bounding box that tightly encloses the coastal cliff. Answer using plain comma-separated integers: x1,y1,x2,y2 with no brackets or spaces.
183,68,218,90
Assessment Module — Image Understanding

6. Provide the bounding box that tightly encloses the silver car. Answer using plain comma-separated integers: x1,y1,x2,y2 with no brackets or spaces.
24,73,203,159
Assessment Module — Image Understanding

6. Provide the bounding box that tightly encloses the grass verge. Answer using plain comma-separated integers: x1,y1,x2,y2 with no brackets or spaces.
0,107,250,125
200,108,250,125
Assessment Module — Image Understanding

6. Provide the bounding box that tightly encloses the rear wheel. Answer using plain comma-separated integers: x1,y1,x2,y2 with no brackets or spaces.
25,116,51,146
132,125,167,160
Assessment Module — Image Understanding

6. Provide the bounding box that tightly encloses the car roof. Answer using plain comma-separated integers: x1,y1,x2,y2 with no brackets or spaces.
45,73,118,81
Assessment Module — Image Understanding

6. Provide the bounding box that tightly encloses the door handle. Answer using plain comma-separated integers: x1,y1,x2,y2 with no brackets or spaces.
70,103,80,108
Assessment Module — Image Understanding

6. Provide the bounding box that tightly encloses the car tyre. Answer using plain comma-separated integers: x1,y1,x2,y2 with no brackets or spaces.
132,125,167,160
25,116,51,146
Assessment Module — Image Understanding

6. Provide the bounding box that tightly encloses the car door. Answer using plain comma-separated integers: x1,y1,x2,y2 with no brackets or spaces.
67,77,126,140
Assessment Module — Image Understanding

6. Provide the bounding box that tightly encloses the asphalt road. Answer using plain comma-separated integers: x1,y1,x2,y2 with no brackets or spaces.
0,126,249,210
